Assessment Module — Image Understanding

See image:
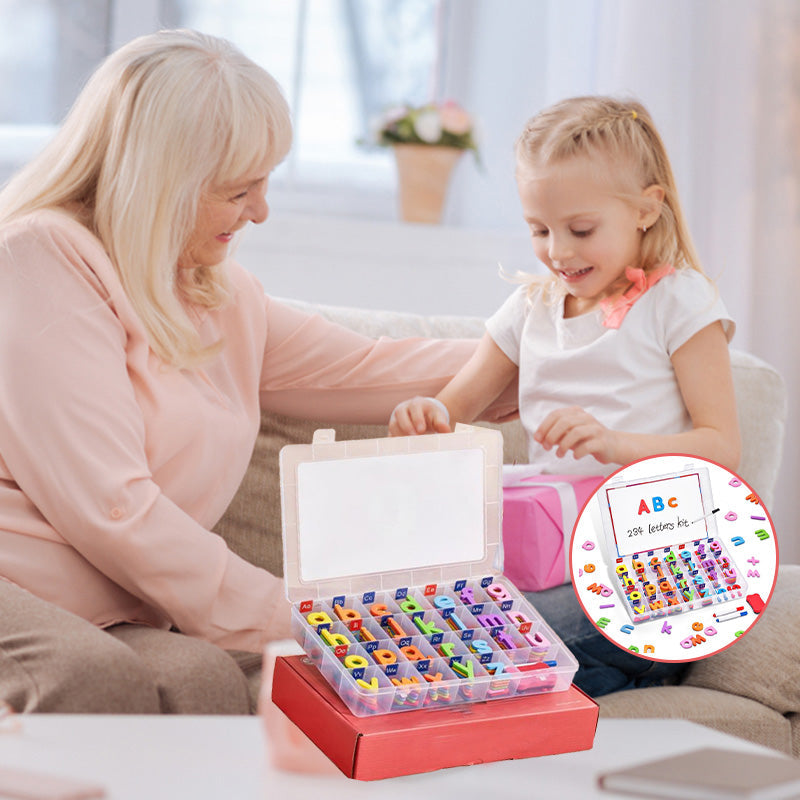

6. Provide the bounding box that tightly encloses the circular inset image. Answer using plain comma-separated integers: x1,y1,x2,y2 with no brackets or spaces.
569,454,778,661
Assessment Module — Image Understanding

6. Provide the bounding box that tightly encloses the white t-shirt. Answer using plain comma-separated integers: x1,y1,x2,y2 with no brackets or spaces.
486,268,735,476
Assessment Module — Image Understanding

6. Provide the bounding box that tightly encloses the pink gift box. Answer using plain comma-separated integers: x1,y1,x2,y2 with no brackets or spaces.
502,472,604,593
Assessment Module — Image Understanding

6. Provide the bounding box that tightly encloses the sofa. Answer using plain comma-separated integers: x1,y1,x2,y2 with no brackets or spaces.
213,297,798,757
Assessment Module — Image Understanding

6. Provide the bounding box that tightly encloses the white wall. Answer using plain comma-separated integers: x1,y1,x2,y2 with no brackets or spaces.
234,211,533,318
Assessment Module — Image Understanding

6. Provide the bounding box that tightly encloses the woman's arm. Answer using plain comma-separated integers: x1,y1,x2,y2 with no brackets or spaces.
257,296,519,424
534,322,741,469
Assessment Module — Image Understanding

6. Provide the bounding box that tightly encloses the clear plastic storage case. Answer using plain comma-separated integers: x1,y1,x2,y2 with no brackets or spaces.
280,425,579,717
596,465,747,624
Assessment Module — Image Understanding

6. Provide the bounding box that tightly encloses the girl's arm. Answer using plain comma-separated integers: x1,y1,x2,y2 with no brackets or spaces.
535,321,741,470
390,332,518,435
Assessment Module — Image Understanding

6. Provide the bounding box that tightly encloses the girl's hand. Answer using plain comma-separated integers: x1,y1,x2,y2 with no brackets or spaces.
389,397,451,436
533,406,618,464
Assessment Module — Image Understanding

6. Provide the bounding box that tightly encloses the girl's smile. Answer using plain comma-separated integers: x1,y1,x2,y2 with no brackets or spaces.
558,265,595,282
517,154,661,317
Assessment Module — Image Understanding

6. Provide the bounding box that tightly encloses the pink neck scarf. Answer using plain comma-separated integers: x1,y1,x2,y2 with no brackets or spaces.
600,264,675,329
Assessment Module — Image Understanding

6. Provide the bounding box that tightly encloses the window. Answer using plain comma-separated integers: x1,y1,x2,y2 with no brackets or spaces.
0,0,444,217
0,0,110,179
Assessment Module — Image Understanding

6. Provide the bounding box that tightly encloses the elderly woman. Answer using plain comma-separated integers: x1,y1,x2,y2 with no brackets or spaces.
0,30,512,714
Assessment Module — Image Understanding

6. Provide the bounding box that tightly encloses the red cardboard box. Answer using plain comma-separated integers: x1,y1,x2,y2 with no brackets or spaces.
502,472,604,592
272,654,598,781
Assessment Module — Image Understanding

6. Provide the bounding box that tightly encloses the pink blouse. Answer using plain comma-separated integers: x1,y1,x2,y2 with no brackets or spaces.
0,210,487,652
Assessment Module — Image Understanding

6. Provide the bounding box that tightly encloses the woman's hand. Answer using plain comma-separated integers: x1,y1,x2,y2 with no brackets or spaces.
533,406,619,464
389,397,451,436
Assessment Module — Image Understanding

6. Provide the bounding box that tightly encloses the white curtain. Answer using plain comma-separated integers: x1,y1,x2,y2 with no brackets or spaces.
747,1,800,566
443,0,799,562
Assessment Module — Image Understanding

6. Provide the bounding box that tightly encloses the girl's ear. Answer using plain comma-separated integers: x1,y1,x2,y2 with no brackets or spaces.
639,184,665,229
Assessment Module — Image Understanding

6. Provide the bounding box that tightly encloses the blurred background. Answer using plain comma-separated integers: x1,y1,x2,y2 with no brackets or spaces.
1,0,797,562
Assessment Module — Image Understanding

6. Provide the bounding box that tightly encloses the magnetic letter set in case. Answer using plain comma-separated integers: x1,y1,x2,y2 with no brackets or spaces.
597,465,747,623
279,425,579,717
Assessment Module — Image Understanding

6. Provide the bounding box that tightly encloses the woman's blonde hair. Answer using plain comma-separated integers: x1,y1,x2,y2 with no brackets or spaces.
0,29,292,368
514,95,703,288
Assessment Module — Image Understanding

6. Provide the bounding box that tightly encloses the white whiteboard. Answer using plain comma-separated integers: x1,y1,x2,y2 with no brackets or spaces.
296,449,486,582
604,471,710,557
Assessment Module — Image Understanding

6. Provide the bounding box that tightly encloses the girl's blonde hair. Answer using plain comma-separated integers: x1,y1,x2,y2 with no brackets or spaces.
0,29,292,369
514,95,703,284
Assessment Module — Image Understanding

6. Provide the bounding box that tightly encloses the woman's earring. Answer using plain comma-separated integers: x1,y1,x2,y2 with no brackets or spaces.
640,225,648,233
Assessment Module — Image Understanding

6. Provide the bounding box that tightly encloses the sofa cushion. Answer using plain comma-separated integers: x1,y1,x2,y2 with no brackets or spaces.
729,349,786,509
597,685,793,755
789,713,800,758
273,296,487,340
682,564,800,716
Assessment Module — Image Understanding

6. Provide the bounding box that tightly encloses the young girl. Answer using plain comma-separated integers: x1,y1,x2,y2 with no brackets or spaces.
389,96,740,695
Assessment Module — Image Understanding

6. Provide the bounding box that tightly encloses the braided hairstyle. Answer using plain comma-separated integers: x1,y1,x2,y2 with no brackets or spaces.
515,96,703,276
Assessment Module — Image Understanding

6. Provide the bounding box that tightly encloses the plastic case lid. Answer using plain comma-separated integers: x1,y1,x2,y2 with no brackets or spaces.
596,463,719,561
279,425,503,603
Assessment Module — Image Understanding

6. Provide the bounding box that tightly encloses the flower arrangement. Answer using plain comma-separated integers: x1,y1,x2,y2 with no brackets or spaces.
372,100,478,156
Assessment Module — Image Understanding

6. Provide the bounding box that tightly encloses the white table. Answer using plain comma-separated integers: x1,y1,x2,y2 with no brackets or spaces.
0,715,780,799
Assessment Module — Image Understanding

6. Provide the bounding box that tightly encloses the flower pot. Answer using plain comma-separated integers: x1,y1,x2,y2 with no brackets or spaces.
392,144,463,224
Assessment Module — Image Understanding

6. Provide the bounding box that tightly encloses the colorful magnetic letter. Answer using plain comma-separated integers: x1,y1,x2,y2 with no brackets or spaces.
486,583,511,601
307,610,333,626
399,596,424,613
434,595,456,611
333,605,361,623
372,648,397,665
